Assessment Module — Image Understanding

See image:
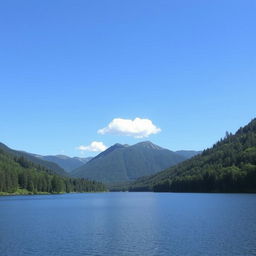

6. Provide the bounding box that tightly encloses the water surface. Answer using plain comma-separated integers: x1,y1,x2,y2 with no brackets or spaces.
0,193,255,256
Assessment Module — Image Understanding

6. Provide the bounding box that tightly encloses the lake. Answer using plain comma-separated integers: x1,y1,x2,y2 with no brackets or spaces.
0,193,256,256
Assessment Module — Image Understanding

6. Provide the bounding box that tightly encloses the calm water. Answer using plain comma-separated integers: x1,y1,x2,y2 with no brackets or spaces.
0,193,256,256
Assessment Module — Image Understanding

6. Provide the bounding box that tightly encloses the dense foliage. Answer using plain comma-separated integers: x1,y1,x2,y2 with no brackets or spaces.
0,149,106,194
129,119,256,193
0,142,67,176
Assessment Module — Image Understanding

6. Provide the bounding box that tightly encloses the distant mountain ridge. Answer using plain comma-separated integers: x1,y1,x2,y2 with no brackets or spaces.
0,141,201,184
175,150,202,159
72,141,197,184
33,154,92,172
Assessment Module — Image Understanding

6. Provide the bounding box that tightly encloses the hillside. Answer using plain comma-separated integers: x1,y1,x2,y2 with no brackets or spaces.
72,141,186,184
0,147,106,195
33,154,92,172
128,119,256,193
0,143,66,176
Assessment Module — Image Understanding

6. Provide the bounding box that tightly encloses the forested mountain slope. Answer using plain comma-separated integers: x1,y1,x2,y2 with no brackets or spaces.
129,119,256,193
0,143,66,176
0,148,106,194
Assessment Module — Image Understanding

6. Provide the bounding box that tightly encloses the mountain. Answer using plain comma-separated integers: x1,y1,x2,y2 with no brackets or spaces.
33,154,92,172
0,145,106,194
128,119,256,193
90,143,128,161
72,141,187,184
0,143,67,176
175,150,201,159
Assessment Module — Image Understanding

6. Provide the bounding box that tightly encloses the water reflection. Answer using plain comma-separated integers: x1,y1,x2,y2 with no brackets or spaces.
0,193,256,256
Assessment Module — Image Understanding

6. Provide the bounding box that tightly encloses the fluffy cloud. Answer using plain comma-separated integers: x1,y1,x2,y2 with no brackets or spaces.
77,141,107,152
98,117,161,138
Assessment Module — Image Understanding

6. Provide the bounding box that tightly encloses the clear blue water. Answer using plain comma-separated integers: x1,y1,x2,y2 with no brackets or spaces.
0,192,256,256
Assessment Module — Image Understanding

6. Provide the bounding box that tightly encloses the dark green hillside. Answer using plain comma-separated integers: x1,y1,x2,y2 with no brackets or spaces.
72,141,186,184
0,143,67,176
129,119,256,193
0,149,106,195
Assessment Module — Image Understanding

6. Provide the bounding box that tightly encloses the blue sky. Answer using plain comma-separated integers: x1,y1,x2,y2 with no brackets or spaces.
0,0,255,156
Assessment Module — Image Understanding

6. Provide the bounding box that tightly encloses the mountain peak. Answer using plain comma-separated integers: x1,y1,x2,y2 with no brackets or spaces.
72,140,186,184
112,143,125,148
89,143,127,162
134,141,163,150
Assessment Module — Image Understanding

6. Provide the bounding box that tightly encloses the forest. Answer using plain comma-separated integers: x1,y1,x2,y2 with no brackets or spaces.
1,119,256,194
128,119,256,193
0,149,106,195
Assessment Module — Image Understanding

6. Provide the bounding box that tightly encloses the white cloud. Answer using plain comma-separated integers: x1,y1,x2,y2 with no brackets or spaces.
76,141,107,152
98,117,161,138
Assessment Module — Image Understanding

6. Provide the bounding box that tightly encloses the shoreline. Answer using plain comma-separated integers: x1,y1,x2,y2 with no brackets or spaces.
0,189,107,197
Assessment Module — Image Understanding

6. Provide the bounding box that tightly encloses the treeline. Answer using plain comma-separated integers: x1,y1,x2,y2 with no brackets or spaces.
129,118,256,193
0,150,106,194
153,165,256,193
